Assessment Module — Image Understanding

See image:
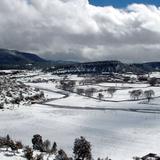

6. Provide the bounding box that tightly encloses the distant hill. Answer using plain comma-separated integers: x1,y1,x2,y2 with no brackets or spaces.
47,60,136,74
0,49,46,64
133,62,160,72
47,60,160,74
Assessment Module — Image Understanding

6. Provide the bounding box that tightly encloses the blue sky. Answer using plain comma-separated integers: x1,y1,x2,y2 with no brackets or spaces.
89,0,160,8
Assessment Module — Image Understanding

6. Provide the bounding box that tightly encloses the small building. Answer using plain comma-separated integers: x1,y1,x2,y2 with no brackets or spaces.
141,153,160,160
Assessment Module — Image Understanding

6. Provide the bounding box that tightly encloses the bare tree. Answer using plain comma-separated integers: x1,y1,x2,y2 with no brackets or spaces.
107,87,117,97
144,90,155,103
76,88,85,95
129,90,143,100
149,77,157,86
84,88,96,97
43,139,51,153
59,80,76,91
98,93,104,100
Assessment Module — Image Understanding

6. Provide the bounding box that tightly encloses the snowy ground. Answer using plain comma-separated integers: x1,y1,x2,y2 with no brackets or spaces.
0,148,55,160
72,78,160,101
0,71,160,160
1,103,160,160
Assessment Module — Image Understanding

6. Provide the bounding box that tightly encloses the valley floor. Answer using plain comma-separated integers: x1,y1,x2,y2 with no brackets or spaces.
1,72,160,160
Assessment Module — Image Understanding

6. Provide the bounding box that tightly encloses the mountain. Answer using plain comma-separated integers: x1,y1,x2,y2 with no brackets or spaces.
0,48,160,73
0,48,46,64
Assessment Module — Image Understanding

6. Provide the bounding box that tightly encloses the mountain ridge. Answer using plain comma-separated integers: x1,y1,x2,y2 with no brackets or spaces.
0,48,46,64
0,48,160,73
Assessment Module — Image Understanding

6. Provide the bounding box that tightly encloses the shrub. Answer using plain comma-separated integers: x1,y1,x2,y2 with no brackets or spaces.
34,153,44,160
0,102,4,109
56,149,69,160
24,146,33,160
15,141,23,150
9,140,18,154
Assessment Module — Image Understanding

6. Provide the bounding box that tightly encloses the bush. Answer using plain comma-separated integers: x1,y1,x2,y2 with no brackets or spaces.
9,140,19,154
138,76,148,82
0,134,23,153
0,102,4,109
15,141,23,150
24,146,33,160
56,149,69,160
34,153,44,160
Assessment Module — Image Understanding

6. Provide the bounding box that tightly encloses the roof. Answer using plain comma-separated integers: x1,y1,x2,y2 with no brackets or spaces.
141,153,160,160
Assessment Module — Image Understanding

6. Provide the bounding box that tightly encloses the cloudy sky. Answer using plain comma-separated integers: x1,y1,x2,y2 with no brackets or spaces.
0,0,160,62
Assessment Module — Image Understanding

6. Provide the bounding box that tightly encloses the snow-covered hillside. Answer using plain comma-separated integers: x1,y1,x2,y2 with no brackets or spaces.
0,77,45,109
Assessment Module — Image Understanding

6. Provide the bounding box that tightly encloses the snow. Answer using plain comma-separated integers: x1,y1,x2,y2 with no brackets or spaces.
27,82,58,91
74,82,160,101
0,149,25,160
1,103,160,160
0,148,55,160
150,72,160,78
1,71,160,160
98,82,149,88
44,90,63,99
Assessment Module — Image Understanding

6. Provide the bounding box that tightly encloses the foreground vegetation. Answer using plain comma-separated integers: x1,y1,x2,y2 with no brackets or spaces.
0,77,45,109
0,134,111,160
0,134,158,160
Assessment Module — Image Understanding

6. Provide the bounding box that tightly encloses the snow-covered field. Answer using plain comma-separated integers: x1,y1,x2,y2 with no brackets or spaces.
1,103,160,160
0,71,160,160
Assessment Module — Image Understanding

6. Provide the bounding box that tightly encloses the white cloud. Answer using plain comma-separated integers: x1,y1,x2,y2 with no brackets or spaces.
0,0,160,62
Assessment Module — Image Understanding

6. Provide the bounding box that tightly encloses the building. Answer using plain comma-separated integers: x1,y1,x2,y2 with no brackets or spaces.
141,153,160,160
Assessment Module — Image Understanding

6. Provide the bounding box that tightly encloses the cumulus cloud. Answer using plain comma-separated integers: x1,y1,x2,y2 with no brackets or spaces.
0,0,160,62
